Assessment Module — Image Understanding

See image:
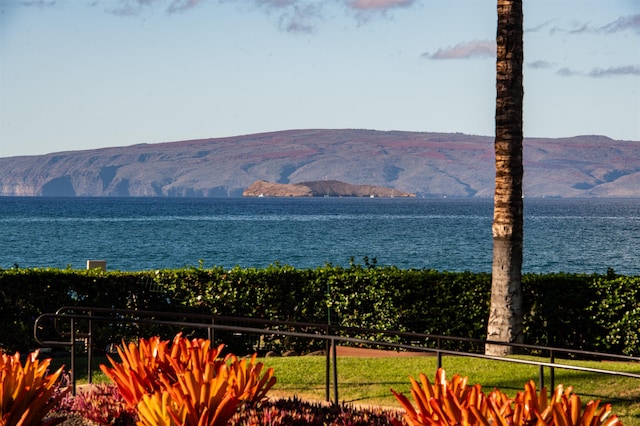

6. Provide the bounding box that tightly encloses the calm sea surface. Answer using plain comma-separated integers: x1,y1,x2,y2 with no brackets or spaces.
0,197,638,275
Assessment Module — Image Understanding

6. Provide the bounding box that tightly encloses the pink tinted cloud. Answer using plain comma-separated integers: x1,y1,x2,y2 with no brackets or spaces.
422,40,495,60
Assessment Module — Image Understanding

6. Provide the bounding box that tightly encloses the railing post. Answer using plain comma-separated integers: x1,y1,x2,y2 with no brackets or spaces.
325,322,331,402
325,338,331,402
70,318,76,396
539,365,544,390
209,319,214,343
437,336,442,369
88,311,93,384
550,350,555,390
332,337,338,405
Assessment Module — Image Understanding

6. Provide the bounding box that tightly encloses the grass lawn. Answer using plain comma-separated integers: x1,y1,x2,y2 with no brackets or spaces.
260,355,640,425
54,352,640,425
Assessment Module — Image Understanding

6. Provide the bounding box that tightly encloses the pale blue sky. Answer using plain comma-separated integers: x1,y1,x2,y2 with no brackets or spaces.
1,0,638,158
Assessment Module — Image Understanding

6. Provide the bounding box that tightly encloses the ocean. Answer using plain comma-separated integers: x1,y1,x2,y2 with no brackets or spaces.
1,197,638,275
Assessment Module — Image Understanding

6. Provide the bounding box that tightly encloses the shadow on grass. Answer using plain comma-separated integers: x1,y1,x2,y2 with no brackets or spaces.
47,351,112,384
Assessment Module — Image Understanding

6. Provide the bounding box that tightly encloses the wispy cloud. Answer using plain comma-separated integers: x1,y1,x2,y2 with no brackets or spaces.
16,0,416,30
343,0,415,24
588,65,640,78
167,0,203,13
347,0,414,11
248,0,323,33
527,60,554,70
103,0,163,17
524,20,553,33
19,0,57,7
551,14,640,35
255,0,296,6
557,65,640,78
601,14,640,34
529,14,639,79
248,0,416,32
278,3,323,33
568,22,591,35
421,39,495,60
556,67,581,77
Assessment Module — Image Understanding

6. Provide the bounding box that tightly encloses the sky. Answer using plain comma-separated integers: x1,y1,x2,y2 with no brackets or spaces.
0,0,639,158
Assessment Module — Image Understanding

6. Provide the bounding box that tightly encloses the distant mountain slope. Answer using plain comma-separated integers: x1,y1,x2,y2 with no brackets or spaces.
1,129,639,198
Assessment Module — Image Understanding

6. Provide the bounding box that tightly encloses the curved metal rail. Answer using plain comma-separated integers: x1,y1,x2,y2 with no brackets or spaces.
34,306,640,400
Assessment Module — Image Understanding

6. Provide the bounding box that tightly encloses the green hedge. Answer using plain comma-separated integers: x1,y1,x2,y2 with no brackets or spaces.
1,263,638,356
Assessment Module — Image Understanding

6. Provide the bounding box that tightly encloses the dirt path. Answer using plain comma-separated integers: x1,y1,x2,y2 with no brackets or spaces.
333,345,432,357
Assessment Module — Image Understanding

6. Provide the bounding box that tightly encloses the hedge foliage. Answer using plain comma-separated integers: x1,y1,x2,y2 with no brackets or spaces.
1,262,638,356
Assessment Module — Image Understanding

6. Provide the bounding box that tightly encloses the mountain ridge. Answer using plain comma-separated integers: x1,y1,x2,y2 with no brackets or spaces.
1,129,638,198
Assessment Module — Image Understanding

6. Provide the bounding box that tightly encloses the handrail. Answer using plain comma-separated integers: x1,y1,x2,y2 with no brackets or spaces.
34,307,640,400
50,306,640,362
35,310,340,399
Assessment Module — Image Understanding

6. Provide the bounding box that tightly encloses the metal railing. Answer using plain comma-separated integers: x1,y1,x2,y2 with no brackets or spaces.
34,306,640,401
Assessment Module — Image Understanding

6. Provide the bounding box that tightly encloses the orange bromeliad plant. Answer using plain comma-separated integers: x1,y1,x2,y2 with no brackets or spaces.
0,350,68,426
100,333,276,425
391,368,491,426
391,368,620,426
99,336,169,408
227,353,276,405
136,362,239,426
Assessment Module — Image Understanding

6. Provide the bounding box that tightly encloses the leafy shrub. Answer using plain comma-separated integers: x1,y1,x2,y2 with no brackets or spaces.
588,276,640,356
0,350,69,426
4,266,640,355
522,273,605,351
391,368,621,426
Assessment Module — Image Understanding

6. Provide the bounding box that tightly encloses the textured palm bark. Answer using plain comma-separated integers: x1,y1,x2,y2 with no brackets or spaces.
486,0,524,356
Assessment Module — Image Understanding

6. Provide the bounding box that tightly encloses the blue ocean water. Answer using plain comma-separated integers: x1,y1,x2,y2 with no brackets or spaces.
0,197,638,275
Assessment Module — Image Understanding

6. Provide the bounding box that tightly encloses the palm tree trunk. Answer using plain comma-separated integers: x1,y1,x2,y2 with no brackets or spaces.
486,0,524,356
